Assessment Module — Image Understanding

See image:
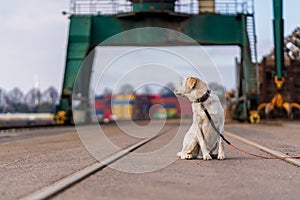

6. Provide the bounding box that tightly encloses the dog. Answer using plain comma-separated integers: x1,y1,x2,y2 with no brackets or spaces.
174,77,225,160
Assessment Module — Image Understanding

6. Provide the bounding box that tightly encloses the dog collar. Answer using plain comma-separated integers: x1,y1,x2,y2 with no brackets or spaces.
195,90,211,103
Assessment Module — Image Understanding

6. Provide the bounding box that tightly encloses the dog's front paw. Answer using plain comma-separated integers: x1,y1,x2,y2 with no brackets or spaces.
182,154,193,160
217,153,225,160
203,154,212,160
177,152,193,160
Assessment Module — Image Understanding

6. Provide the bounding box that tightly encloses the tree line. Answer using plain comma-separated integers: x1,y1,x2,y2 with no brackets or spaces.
0,87,59,113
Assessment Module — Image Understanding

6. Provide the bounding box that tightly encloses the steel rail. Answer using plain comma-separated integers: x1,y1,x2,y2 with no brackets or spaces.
225,131,300,167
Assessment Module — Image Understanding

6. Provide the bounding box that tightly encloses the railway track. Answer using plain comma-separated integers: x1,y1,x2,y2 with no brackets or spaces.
17,122,300,200
22,128,172,200
225,131,300,167
20,126,175,200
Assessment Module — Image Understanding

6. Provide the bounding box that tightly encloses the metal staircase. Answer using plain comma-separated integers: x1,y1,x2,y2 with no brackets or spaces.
244,14,259,93
247,15,258,64
234,0,259,120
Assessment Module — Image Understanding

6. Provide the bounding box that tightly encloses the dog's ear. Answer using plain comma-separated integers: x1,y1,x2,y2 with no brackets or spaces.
185,77,197,92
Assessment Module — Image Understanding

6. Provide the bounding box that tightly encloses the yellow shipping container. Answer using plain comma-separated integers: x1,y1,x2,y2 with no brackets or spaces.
111,94,135,120
113,94,135,101
112,104,134,120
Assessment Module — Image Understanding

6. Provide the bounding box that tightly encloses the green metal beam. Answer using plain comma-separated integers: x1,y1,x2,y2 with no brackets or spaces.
273,0,284,80
89,14,244,46
62,16,92,96
57,16,92,116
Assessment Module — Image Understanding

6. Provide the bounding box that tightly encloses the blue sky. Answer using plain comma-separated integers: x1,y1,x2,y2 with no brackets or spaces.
0,0,299,93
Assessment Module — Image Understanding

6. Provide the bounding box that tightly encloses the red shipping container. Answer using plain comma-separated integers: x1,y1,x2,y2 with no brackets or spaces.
104,95,112,115
151,96,164,105
150,94,161,99
95,99,106,110
104,104,112,115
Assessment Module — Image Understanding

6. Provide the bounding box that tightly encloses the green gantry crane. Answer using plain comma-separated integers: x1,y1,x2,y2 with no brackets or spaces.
55,0,259,124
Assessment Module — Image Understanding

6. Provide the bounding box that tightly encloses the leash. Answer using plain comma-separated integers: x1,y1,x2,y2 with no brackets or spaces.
197,96,300,159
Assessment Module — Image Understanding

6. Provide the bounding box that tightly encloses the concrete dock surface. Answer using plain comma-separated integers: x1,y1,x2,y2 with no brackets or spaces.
0,120,299,200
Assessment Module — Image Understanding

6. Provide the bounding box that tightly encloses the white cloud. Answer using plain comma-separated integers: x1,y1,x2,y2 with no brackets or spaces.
0,0,69,93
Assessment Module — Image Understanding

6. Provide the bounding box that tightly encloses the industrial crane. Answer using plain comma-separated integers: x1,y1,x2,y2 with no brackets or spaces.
257,0,300,119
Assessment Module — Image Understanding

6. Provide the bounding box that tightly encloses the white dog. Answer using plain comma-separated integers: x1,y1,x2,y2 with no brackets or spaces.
174,77,225,160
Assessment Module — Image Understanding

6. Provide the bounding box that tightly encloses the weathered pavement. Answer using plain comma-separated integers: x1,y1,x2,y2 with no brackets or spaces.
1,120,299,200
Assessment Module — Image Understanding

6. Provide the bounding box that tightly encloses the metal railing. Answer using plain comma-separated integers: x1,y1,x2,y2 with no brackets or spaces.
70,0,132,15
175,0,253,15
69,0,254,15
